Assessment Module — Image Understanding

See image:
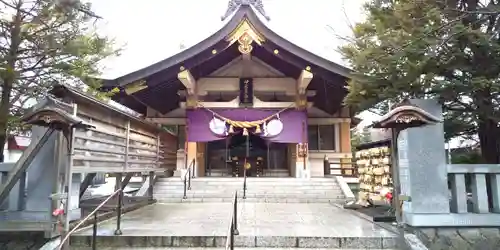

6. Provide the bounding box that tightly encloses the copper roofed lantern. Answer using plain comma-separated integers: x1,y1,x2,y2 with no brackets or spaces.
371,99,442,130
21,106,94,142
22,107,93,131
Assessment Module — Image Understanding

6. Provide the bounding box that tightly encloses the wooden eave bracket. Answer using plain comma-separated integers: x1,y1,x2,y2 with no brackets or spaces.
177,69,196,95
297,69,313,94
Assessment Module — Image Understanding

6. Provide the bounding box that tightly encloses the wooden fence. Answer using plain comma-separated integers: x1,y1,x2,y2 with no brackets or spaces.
50,84,178,173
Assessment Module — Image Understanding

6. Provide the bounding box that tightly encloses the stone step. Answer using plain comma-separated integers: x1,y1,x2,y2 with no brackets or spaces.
154,187,342,192
153,178,345,203
156,184,341,188
153,190,343,197
154,190,343,195
155,183,341,187
72,247,394,250
70,235,397,249
157,179,339,183
154,197,346,203
155,184,342,189
154,192,343,197
156,181,340,185
155,190,343,195
153,194,344,200
157,178,338,183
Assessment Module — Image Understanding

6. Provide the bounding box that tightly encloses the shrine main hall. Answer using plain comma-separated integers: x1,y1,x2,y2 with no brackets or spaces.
101,2,356,178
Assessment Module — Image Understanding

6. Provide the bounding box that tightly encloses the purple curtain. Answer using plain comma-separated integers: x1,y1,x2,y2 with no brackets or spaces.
186,108,307,143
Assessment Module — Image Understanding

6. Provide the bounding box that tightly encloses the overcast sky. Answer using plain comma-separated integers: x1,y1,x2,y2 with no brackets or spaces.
87,0,386,127
89,0,366,78
86,0,470,148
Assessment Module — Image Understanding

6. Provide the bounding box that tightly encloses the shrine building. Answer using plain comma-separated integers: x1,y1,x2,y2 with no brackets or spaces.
100,2,356,178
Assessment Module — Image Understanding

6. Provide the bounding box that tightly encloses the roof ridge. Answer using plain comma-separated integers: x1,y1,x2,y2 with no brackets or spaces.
221,0,270,21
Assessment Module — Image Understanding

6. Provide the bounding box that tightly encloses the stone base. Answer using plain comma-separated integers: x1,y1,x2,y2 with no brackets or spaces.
411,227,500,250
0,232,48,250
70,235,397,249
295,163,311,179
173,170,182,177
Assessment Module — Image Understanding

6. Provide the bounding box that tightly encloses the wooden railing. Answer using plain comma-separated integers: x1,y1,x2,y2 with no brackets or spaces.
50,84,177,173
325,158,358,178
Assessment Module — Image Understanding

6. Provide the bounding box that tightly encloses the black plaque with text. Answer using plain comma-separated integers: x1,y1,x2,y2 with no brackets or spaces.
239,78,253,105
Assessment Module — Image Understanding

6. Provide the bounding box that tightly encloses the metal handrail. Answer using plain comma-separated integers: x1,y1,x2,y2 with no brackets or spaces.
243,168,247,199
183,158,195,199
225,191,239,250
58,188,123,250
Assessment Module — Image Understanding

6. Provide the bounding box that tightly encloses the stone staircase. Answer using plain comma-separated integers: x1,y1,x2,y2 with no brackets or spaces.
70,203,398,249
153,177,346,203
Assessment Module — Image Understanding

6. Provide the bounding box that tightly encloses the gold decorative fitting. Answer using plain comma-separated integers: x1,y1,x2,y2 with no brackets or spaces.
395,115,419,124
179,66,185,71
273,49,279,54
124,80,147,95
212,49,217,54
305,66,311,71
110,87,120,94
238,32,253,54
245,162,252,169
186,98,197,108
227,19,265,55
296,99,307,107
42,115,52,124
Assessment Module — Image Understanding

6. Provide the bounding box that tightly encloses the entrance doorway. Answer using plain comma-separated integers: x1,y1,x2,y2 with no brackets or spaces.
205,134,289,177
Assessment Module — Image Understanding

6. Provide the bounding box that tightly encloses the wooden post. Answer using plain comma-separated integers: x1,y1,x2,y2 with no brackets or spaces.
61,103,77,250
124,121,130,171
302,121,307,171
148,171,154,200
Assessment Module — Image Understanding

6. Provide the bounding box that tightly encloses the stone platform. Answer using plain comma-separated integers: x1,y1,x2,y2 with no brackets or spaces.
71,202,397,248
72,248,393,250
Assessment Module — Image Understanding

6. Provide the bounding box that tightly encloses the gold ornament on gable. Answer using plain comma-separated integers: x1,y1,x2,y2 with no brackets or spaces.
227,19,265,56
238,32,253,54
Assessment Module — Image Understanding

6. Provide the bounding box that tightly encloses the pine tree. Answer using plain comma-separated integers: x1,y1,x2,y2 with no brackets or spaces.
0,0,118,162
341,0,500,163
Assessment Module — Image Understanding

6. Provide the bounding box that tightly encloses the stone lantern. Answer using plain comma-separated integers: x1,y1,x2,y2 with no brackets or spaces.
371,99,442,248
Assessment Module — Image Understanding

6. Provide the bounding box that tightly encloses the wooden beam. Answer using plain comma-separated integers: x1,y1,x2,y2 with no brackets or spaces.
177,69,196,94
180,96,313,109
307,118,352,125
79,173,96,198
146,118,186,125
121,173,134,188
297,69,313,94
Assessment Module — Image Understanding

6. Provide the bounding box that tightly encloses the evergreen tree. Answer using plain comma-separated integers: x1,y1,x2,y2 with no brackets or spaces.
341,0,500,163
0,0,118,162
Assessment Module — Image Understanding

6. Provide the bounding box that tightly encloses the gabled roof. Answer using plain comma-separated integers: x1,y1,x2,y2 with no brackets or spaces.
102,5,351,88
101,5,353,115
